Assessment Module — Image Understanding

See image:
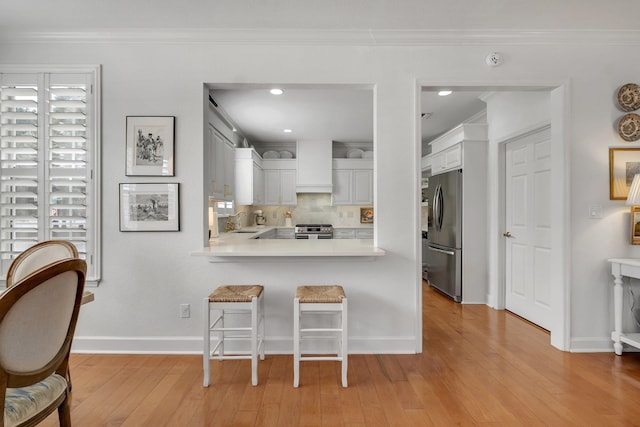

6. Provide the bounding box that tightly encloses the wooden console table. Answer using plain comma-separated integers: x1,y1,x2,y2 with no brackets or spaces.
608,258,640,355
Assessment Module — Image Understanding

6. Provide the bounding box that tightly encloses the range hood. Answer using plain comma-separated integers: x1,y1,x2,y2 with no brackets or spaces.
296,140,333,193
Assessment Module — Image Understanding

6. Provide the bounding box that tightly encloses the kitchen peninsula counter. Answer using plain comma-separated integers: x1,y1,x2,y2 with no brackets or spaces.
191,226,385,258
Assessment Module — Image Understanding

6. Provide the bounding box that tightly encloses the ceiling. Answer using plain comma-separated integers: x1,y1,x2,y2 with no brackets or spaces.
208,86,487,151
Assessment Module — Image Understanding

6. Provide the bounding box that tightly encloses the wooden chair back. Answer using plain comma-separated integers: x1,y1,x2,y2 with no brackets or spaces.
6,240,79,288
0,258,86,426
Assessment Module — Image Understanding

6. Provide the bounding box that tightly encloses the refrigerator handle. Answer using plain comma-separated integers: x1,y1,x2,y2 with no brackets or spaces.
428,246,455,256
434,184,443,231
432,184,438,231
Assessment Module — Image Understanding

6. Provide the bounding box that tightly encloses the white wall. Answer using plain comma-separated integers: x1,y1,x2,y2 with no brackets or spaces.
485,91,552,309
1,31,639,353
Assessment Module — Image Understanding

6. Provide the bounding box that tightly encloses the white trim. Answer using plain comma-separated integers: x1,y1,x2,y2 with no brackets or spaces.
414,79,423,354
569,337,616,353
3,29,640,46
551,83,572,351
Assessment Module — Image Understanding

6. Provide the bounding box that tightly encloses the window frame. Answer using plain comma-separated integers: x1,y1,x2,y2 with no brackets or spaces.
0,65,101,286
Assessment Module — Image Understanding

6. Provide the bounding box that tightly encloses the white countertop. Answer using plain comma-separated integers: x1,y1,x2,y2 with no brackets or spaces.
191,226,384,258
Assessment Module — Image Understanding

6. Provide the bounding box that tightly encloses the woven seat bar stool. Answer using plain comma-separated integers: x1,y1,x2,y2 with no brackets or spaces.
203,285,265,387
293,285,348,388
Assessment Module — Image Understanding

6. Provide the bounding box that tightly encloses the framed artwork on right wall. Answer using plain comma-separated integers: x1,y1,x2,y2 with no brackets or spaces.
631,206,640,245
609,147,640,200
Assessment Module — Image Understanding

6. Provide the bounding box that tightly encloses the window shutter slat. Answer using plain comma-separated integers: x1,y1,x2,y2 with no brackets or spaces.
0,77,39,259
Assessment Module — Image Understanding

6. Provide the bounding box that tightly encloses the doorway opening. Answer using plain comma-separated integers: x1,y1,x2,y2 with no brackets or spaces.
417,84,569,352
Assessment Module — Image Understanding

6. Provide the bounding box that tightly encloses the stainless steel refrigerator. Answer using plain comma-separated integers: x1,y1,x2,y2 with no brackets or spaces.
426,169,462,302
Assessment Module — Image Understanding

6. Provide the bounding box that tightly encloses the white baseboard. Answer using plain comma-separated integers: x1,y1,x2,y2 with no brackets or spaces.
569,337,615,353
71,335,418,355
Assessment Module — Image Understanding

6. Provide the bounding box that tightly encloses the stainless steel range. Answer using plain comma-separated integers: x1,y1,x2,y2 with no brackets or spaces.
294,224,334,239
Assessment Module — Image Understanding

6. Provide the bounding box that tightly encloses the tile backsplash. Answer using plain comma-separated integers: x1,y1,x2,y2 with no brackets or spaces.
235,193,372,228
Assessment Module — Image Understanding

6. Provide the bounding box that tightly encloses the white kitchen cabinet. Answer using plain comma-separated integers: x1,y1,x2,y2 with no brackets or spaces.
280,170,296,205
264,170,280,205
355,228,373,239
263,163,297,206
207,125,235,201
352,169,373,205
333,228,373,239
235,148,264,205
425,123,487,177
428,143,462,176
334,228,356,239
420,154,431,172
276,228,294,239
253,163,264,204
332,159,373,206
332,170,351,205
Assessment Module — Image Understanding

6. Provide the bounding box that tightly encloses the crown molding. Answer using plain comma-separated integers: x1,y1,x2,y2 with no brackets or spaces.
2,28,640,46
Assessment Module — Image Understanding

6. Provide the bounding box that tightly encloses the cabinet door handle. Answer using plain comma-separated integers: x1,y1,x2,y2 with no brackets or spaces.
503,231,512,238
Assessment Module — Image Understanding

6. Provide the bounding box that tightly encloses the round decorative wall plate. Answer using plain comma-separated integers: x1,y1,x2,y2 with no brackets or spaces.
618,113,640,142
617,83,640,112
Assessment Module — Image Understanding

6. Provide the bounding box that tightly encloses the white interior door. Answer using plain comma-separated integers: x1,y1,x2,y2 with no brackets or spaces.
505,127,552,330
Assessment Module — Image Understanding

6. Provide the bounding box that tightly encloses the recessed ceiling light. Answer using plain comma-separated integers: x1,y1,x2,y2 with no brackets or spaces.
270,88,284,95
283,129,292,133
438,90,452,97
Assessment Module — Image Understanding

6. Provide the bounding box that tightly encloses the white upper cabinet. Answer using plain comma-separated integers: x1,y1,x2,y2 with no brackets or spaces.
424,123,487,176
207,125,236,201
263,159,297,206
352,169,373,205
253,162,264,205
280,169,297,205
332,159,373,206
235,148,264,205
430,143,462,175
223,139,236,199
332,169,351,205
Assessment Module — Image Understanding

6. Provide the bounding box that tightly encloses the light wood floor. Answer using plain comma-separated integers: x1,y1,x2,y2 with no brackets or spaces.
41,282,640,426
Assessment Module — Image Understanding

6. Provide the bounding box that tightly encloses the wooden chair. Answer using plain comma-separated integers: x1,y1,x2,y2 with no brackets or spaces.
6,240,79,288
0,258,86,427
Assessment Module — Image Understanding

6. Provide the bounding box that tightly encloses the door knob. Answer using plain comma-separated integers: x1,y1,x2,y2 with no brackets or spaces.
503,231,512,237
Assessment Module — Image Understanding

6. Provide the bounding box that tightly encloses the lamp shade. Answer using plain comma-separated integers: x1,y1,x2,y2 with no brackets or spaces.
627,174,640,205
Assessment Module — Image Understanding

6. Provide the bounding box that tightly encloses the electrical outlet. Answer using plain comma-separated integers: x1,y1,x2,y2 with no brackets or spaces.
180,303,190,318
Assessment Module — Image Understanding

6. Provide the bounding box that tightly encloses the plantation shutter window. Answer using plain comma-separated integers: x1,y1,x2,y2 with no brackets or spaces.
0,69,100,283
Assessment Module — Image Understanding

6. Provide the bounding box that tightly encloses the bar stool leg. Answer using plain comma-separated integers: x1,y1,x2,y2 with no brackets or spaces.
341,298,348,388
203,297,211,387
293,297,300,388
218,307,225,362
251,296,259,386
260,292,266,361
